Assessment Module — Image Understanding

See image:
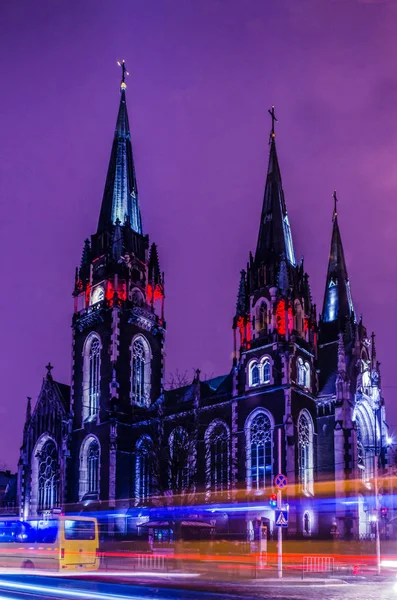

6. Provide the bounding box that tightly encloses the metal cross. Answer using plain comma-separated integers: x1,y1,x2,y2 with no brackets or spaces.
117,60,129,85
268,105,278,138
46,362,53,376
333,190,338,218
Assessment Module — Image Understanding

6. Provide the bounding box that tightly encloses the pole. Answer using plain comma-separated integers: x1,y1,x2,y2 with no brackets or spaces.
278,427,282,578
374,407,381,575
374,454,381,575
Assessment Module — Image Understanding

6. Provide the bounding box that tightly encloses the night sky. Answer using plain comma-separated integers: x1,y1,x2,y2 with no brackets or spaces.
0,0,396,468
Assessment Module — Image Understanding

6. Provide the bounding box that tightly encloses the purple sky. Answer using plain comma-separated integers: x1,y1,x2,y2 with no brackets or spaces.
0,0,396,468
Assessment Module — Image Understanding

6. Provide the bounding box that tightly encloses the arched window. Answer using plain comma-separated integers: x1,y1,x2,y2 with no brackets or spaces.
249,361,260,387
298,410,314,495
131,288,144,306
88,440,100,494
131,336,151,406
361,360,371,389
297,358,304,385
91,286,104,305
169,427,190,492
304,362,311,390
205,421,229,494
135,436,152,504
79,436,101,500
37,439,59,512
245,410,273,491
83,334,101,421
261,357,271,384
297,358,310,389
303,511,311,536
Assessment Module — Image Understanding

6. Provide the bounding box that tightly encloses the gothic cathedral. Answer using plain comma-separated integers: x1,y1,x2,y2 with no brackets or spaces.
18,70,390,541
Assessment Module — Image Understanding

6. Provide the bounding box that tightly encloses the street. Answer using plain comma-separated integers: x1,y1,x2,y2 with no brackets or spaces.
0,574,395,600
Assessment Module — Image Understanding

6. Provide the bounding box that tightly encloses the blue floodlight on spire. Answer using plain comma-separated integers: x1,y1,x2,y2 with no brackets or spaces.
97,60,143,235
322,191,355,325
255,107,296,268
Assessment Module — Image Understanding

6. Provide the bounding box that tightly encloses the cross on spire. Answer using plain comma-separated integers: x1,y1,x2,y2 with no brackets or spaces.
45,362,53,377
333,190,338,220
117,59,129,89
268,105,278,140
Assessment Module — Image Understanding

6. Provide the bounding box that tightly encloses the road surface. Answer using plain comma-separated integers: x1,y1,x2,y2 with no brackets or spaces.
0,573,395,599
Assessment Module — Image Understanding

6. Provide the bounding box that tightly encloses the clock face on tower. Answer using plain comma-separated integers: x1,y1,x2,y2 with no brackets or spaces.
91,286,104,305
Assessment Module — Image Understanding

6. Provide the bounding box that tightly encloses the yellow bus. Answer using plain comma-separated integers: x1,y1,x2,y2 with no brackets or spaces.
0,516,99,571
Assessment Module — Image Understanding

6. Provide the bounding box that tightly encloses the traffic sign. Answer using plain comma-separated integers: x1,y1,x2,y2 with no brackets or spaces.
275,510,288,527
274,473,288,490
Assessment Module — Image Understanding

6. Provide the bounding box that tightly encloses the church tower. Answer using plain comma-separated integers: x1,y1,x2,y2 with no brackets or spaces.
233,109,318,537
68,63,165,508
318,196,388,539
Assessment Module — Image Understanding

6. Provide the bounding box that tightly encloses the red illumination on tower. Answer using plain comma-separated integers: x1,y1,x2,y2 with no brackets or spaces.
276,300,292,335
106,281,114,301
85,283,91,306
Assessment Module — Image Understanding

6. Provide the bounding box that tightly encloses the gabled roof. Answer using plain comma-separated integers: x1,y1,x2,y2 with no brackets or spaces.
164,373,232,409
30,375,71,421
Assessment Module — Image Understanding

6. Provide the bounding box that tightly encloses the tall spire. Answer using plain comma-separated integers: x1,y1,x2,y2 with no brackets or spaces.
255,107,296,268
97,60,142,235
321,192,355,330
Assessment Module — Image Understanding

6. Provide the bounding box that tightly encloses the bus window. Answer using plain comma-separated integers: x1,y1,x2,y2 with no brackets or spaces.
15,521,37,543
64,520,95,541
0,521,18,543
36,520,58,544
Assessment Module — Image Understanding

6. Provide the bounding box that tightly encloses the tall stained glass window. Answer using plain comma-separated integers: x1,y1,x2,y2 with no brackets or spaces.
88,337,100,418
38,440,59,512
249,412,272,490
206,423,229,493
88,440,100,494
298,411,314,495
131,337,151,406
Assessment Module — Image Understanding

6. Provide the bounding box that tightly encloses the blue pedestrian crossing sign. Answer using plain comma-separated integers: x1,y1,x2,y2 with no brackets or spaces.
274,473,287,489
275,510,288,527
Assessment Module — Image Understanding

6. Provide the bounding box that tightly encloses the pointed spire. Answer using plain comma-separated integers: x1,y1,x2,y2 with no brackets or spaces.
25,397,32,422
321,192,355,329
236,270,247,316
97,62,142,235
255,107,296,268
80,238,91,270
148,243,161,287
371,331,377,371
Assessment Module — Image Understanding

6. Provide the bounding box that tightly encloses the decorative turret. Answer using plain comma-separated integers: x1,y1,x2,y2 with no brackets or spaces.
147,243,164,317
25,397,32,425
